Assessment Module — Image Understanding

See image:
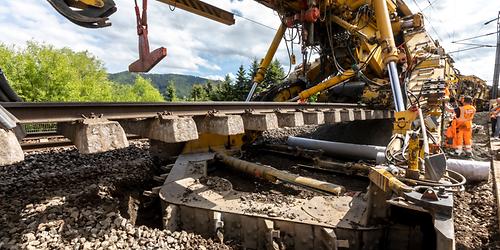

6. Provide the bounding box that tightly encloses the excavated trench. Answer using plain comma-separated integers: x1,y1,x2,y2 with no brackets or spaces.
1,117,499,249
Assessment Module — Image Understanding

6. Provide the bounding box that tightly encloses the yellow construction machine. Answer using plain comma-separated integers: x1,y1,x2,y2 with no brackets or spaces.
45,1,467,249
456,74,490,111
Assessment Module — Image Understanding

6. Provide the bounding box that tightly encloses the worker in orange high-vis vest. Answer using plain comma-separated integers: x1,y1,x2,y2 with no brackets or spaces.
444,96,459,148
444,119,456,148
452,96,476,157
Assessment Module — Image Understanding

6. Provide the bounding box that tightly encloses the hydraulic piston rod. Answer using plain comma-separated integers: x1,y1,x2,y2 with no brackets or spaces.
388,61,405,112
215,151,345,195
373,0,405,112
246,23,287,102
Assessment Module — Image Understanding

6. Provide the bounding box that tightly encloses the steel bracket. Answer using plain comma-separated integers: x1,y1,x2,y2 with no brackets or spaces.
264,219,281,250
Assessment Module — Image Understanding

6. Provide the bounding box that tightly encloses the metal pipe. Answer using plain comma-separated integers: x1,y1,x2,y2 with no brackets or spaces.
446,159,490,182
215,151,345,195
388,61,405,112
314,159,370,176
246,23,287,102
331,16,370,40
288,137,487,180
417,108,429,155
287,136,386,160
246,83,258,102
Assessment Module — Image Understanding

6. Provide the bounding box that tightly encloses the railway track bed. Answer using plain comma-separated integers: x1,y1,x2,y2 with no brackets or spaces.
1,103,499,249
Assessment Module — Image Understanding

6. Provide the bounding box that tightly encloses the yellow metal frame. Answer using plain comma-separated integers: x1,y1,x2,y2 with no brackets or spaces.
298,69,355,101
181,133,245,154
369,167,412,195
79,0,104,8
253,23,287,85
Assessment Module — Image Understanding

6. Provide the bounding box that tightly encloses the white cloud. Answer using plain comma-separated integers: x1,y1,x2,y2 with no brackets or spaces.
0,0,285,76
204,75,225,81
1,0,499,86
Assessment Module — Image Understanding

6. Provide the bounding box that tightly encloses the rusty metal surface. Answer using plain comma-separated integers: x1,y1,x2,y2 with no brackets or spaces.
0,102,365,123
156,0,235,25
129,0,167,73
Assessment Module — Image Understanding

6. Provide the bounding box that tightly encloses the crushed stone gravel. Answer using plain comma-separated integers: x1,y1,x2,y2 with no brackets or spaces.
0,140,236,250
454,112,499,249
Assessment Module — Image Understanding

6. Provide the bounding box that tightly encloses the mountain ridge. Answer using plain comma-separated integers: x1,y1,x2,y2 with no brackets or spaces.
109,71,218,98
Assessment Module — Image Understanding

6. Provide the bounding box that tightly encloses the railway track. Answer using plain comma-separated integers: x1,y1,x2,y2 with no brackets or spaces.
20,134,144,151
4,102,492,249
1,102,364,123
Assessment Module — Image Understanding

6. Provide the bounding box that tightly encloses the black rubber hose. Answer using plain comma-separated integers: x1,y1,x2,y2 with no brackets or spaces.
0,68,22,102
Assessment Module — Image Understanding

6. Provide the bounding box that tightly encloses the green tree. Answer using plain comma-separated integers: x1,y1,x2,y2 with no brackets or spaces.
221,74,235,101
0,41,165,102
190,84,209,101
262,59,285,89
248,58,259,81
234,65,250,100
165,80,178,102
131,76,165,102
235,65,248,86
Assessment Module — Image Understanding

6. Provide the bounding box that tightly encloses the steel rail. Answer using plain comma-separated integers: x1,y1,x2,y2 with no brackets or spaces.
1,102,364,123
21,135,143,151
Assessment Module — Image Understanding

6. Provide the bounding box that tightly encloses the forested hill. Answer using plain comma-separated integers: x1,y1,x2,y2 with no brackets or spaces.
109,71,217,98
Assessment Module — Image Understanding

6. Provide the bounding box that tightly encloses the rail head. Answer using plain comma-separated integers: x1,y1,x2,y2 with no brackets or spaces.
0,102,366,123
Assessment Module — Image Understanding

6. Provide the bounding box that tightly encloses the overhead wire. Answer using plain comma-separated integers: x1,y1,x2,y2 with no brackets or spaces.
170,3,279,31
451,16,499,59
231,11,278,31
451,31,500,43
448,45,496,54
421,0,440,11
451,42,496,48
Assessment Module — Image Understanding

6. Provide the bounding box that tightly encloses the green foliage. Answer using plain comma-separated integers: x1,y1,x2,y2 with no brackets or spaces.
110,58,285,102
165,80,178,102
233,65,250,101
261,59,285,91
109,71,216,99
109,57,285,102
235,65,248,86
130,76,165,102
248,58,259,80
308,93,319,103
190,84,209,101
0,41,164,102
0,40,285,103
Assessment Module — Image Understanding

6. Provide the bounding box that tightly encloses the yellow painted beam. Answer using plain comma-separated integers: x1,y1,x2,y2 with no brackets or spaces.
157,0,235,25
298,70,355,101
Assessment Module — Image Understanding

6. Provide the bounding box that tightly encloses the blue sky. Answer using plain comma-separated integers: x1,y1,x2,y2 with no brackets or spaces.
0,0,499,84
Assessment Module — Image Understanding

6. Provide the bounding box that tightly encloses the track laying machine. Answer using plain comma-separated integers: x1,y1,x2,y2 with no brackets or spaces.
0,0,483,249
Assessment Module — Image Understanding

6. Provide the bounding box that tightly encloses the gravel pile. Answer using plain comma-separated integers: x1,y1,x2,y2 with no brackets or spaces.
0,141,235,250
454,112,499,249
260,125,318,144
455,178,499,249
